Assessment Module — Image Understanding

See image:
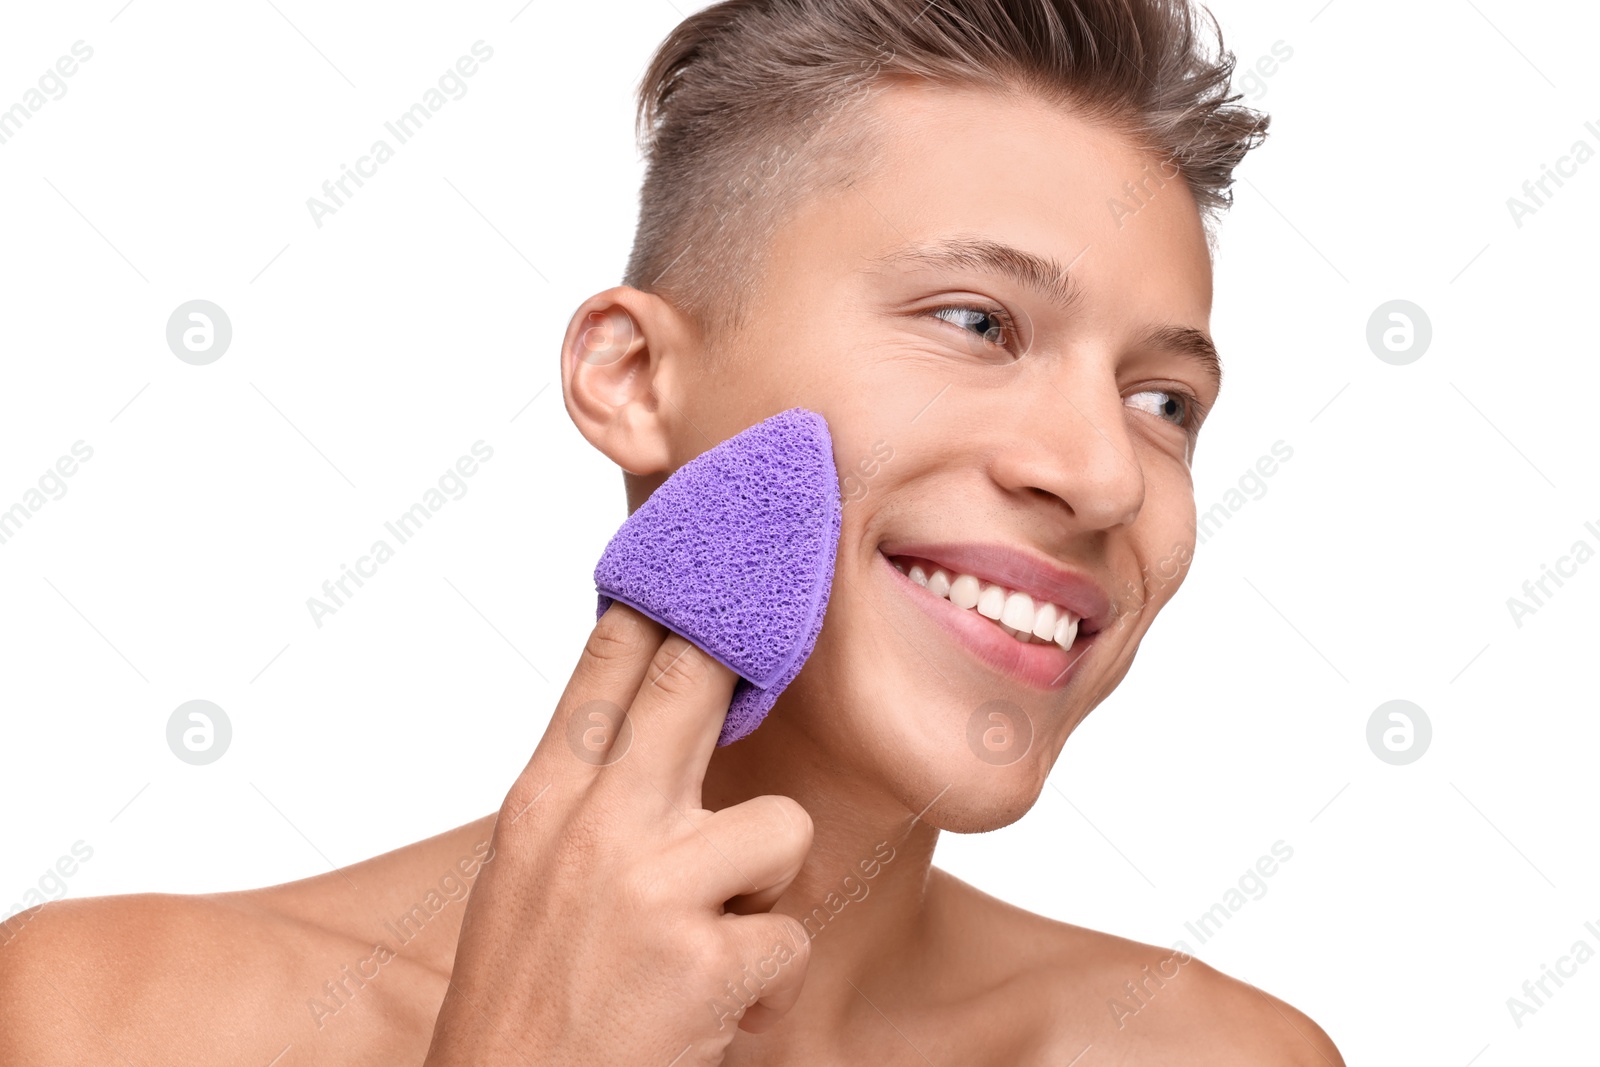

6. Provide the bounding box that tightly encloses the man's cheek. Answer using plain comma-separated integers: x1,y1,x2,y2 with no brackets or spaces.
1141,493,1199,611
1145,537,1196,620
1107,574,1142,622
1152,539,1194,587
1110,536,1195,627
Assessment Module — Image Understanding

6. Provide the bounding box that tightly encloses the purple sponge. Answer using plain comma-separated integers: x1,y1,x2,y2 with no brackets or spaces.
593,408,842,746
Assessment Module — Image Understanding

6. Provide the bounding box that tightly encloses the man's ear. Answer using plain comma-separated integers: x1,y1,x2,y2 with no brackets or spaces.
560,286,696,477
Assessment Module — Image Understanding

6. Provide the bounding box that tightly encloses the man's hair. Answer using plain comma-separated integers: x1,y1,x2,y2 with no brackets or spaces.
622,0,1268,342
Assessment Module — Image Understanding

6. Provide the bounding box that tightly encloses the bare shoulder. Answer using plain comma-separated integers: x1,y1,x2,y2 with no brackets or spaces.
1086,942,1348,1067
1039,918,1345,1065
0,892,298,1062
0,887,437,1066
0,819,491,1065
926,867,1345,1067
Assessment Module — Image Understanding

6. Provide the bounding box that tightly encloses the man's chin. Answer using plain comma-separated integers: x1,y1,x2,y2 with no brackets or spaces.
771,655,1074,822
875,729,1059,835
917,768,1051,835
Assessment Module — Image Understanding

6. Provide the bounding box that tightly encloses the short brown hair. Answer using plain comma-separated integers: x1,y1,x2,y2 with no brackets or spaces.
623,0,1268,341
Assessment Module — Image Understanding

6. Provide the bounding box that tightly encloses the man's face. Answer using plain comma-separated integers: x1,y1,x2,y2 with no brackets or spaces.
676,82,1217,830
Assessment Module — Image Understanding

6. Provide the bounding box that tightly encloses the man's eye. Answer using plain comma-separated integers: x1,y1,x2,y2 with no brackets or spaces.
930,303,1014,349
1125,388,1195,428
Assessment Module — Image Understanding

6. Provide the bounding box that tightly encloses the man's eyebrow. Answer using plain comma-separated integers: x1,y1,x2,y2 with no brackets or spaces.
1137,323,1223,390
867,236,1221,388
866,235,1083,314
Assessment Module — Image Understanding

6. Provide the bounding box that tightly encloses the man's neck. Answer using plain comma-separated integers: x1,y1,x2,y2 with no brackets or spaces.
317,709,949,1049
701,712,946,1036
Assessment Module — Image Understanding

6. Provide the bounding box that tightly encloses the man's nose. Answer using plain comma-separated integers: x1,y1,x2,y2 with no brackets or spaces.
987,364,1146,533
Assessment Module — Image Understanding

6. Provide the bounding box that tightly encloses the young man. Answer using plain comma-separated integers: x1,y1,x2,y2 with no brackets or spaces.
1,0,1345,1063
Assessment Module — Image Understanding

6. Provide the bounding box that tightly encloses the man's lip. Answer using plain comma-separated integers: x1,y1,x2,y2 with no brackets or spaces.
877,541,1112,632
878,551,1097,691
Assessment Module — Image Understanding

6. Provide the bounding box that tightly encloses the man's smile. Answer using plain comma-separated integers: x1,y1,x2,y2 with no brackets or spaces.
877,542,1111,690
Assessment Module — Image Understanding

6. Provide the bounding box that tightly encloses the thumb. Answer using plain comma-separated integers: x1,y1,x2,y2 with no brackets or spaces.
712,913,813,1034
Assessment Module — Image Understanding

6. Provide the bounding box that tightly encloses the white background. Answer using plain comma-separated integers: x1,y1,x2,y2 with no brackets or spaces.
2,0,1596,1062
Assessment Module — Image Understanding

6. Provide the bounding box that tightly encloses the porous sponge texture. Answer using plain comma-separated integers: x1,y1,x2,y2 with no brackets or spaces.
593,407,842,746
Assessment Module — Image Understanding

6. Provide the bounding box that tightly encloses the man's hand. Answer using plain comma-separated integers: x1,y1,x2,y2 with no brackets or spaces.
422,603,815,1066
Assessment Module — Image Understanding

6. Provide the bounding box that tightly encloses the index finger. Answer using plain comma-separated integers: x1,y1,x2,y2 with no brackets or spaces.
524,601,667,781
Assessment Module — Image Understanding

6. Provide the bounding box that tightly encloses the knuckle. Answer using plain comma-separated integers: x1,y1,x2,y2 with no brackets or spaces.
765,795,814,852
583,612,647,666
776,916,813,967
647,638,711,697
497,773,553,834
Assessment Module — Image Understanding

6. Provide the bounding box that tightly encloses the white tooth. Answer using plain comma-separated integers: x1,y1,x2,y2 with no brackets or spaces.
1053,613,1079,650
1016,630,1033,643
1032,602,1059,640
927,569,951,598
893,559,906,574
909,564,928,587
999,622,1020,637
1001,591,1034,630
976,583,1006,620
949,574,981,610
